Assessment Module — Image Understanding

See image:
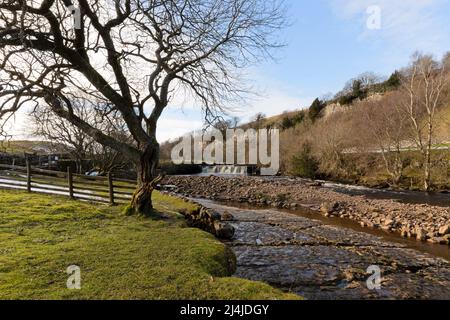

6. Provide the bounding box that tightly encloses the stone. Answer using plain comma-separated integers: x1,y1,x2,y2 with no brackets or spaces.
400,227,409,238
443,234,450,244
221,211,235,221
214,222,235,239
320,202,339,214
438,225,450,236
415,228,427,241
207,210,222,221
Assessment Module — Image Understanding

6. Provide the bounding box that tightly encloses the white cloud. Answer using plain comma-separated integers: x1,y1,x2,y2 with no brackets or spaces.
156,117,203,142
229,72,314,121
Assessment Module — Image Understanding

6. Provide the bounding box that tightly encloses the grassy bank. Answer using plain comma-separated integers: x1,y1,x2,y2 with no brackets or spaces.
0,189,299,300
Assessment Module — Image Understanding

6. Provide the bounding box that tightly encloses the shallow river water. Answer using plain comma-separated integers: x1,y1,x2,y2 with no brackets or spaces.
195,198,450,300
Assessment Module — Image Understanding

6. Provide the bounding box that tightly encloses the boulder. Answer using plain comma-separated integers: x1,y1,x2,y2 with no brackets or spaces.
207,210,222,221
221,211,235,221
320,202,339,214
438,225,450,236
415,227,427,241
214,222,235,239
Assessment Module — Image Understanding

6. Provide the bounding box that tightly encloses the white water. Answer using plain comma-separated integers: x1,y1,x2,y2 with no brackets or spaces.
202,165,247,176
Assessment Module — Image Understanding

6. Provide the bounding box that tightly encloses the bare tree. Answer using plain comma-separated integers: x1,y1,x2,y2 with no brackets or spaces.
353,92,410,186
252,112,266,129
311,114,351,178
0,0,286,215
401,53,450,191
31,98,96,174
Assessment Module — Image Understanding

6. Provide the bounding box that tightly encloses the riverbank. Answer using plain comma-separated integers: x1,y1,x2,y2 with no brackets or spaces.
0,189,298,299
164,176,450,245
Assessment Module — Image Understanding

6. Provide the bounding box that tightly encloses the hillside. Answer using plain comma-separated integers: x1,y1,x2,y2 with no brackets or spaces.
161,55,450,191
0,140,67,155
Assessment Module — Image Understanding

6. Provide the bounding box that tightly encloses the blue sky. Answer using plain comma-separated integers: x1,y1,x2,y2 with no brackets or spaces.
7,0,450,142
157,0,450,141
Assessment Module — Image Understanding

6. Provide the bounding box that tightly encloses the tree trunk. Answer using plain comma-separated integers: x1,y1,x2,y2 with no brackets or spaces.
424,151,431,192
76,159,83,175
130,142,161,216
424,120,433,192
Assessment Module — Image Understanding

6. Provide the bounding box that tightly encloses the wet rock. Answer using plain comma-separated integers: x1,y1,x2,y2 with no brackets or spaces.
400,226,410,238
192,196,450,300
439,225,450,236
207,209,222,221
214,222,235,239
221,211,235,221
320,202,339,214
415,227,428,241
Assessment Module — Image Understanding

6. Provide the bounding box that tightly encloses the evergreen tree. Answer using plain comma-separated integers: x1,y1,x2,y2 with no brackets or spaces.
309,98,326,121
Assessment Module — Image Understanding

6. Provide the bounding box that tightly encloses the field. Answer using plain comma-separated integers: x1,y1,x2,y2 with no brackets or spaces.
0,189,299,300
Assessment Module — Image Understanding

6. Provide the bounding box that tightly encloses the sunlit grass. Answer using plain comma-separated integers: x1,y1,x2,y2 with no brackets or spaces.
0,189,300,300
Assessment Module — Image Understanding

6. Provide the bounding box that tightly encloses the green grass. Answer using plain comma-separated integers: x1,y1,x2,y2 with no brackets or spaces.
0,189,299,300
0,140,62,155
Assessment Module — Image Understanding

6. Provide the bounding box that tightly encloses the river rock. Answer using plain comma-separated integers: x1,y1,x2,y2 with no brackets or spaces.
320,202,339,214
207,209,222,221
214,222,235,239
415,227,427,241
438,225,450,236
164,176,450,244
221,211,235,221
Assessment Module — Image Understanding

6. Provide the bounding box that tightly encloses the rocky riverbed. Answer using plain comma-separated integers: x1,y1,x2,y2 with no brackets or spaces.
164,176,450,245
194,199,450,299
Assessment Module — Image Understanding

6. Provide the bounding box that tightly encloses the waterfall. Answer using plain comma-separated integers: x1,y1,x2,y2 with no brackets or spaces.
201,165,248,176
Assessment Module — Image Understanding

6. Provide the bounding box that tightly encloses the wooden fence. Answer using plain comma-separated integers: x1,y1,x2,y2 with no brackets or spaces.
0,161,136,205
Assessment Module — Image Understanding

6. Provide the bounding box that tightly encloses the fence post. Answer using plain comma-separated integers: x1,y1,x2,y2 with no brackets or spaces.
108,172,115,205
26,157,31,193
67,166,74,199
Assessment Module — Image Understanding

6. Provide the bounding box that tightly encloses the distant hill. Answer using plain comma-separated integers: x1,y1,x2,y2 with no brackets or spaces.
0,140,68,155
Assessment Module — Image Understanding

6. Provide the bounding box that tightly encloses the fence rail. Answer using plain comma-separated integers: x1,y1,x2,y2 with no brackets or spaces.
0,162,136,205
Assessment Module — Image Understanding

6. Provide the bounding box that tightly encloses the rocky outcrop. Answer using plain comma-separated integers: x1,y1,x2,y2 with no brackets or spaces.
164,176,450,245
176,196,235,240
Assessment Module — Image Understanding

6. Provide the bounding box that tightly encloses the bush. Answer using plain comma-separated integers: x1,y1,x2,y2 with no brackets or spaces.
290,143,319,179
308,98,327,121
281,116,295,130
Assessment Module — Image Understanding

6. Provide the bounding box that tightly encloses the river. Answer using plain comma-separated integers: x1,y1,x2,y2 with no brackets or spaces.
194,197,450,300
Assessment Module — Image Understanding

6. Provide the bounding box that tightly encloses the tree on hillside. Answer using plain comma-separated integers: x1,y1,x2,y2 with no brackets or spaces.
290,141,318,179
308,98,326,122
384,71,401,89
335,72,381,105
252,112,267,129
0,0,286,215
401,53,450,191
354,92,410,186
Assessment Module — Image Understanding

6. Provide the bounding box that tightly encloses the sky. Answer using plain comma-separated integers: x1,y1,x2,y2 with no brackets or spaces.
5,0,450,142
